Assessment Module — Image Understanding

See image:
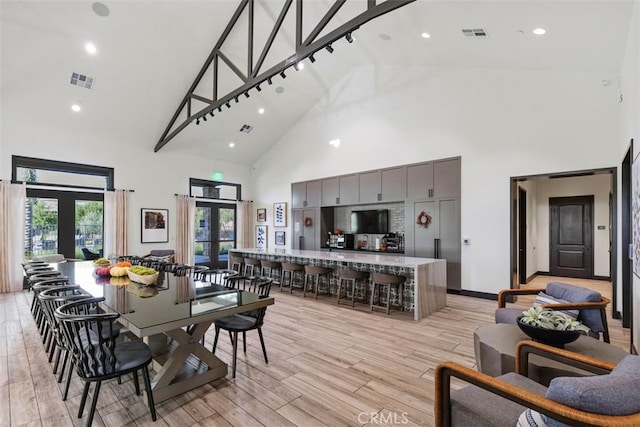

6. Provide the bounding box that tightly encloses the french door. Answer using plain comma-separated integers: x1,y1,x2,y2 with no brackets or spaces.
25,189,104,259
195,202,236,268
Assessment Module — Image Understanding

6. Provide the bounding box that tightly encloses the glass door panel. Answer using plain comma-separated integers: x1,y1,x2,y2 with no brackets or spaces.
75,200,104,259
195,203,236,268
26,197,59,259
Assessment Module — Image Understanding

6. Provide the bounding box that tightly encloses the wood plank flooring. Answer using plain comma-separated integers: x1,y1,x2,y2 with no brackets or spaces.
0,276,628,426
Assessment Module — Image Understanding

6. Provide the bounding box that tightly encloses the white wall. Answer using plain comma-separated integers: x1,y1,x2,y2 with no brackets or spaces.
0,113,253,258
535,175,612,277
620,1,639,351
253,65,621,295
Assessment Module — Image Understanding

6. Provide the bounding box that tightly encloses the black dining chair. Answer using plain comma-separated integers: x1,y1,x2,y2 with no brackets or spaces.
212,276,273,378
196,268,238,285
55,297,157,426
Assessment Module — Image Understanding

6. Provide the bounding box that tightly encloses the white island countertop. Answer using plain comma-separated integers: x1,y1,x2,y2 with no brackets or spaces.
231,248,442,268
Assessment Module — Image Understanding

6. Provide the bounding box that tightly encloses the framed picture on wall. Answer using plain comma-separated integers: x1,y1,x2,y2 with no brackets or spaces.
256,225,267,249
633,154,640,277
275,231,285,245
257,208,266,222
273,202,287,227
141,208,169,243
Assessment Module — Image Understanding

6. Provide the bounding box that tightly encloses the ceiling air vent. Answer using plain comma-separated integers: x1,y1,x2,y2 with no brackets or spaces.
462,28,488,38
70,72,94,89
239,124,253,133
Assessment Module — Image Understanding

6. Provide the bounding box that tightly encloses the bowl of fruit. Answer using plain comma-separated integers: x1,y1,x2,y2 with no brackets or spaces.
127,266,159,286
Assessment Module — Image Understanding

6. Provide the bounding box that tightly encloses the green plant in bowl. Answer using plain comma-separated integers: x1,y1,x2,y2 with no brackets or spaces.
519,306,590,333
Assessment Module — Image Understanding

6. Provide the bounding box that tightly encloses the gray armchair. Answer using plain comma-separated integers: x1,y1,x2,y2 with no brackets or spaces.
435,340,640,426
495,281,610,342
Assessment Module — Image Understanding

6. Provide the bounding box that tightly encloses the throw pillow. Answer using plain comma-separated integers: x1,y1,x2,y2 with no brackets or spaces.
534,292,579,319
516,409,548,427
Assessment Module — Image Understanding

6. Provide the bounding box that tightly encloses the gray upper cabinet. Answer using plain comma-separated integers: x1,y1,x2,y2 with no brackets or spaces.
433,159,460,198
381,166,407,201
292,180,321,208
407,158,460,199
359,170,381,203
407,163,434,199
321,177,339,206
339,174,359,205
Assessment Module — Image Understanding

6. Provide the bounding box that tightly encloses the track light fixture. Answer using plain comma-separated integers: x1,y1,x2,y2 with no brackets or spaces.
346,33,354,43
309,54,316,63
202,115,207,122
280,70,287,79
196,118,200,125
256,84,262,92
225,101,231,108
244,91,250,98
235,96,239,103
209,111,214,117
267,77,273,85
326,44,334,53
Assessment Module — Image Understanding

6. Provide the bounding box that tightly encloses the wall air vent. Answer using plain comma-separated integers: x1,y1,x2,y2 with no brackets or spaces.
70,72,94,89
239,124,253,133
462,28,488,37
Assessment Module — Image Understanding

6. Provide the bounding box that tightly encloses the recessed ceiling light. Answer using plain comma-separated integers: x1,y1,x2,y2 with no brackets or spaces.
329,138,341,148
275,86,285,94
229,142,235,148
91,2,110,17
533,28,546,35
421,32,431,39
71,103,82,112
85,42,97,55
258,108,265,114
379,33,392,41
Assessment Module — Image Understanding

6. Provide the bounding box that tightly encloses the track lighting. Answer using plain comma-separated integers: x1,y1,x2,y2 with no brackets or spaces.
225,101,231,108
196,118,200,125
346,33,354,43
235,96,239,103
244,91,250,98
325,44,334,53
267,77,273,85
309,54,316,63
202,115,207,122
256,84,262,92
280,70,287,79
218,106,222,112
209,111,214,117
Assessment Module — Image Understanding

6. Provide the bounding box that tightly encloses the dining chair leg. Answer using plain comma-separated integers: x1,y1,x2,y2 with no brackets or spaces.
52,345,62,374
63,362,73,401
303,275,309,298
133,370,140,395
86,380,102,427
257,328,268,364
57,350,68,382
212,326,220,353
386,284,391,315
232,332,238,379
242,331,247,353
228,331,233,345
141,366,157,421
78,382,91,418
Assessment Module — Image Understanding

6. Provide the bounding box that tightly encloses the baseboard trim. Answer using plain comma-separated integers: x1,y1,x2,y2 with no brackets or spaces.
448,289,498,301
534,271,610,282
525,273,537,283
613,311,622,320
594,275,611,281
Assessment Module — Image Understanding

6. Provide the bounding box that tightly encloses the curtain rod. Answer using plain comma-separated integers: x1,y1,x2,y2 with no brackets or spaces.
174,193,252,202
5,180,134,192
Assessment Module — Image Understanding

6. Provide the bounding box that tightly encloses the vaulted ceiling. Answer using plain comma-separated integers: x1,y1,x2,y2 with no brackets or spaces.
1,1,633,165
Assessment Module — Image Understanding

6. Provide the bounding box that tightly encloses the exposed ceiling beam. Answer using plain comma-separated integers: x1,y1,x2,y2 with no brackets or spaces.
154,0,415,153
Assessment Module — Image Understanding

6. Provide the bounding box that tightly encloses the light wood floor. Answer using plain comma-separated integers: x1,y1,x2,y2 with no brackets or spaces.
0,277,629,427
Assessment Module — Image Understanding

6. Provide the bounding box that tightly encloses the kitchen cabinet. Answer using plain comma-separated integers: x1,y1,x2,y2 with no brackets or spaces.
292,180,321,208
405,198,461,291
359,167,407,203
339,174,359,205
321,177,339,206
292,208,319,250
406,158,460,200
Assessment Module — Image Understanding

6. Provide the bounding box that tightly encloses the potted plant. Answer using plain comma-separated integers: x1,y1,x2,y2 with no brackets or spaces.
517,306,590,347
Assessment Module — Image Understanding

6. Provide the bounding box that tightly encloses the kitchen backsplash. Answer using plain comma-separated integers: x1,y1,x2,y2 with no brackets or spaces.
333,202,405,234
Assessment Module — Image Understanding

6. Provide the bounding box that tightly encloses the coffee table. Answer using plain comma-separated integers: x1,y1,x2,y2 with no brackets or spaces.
474,323,628,386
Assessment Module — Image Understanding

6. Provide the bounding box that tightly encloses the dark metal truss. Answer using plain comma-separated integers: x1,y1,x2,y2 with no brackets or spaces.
154,0,416,152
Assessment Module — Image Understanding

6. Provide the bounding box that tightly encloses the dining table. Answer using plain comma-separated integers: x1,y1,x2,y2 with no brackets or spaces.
54,261,274,403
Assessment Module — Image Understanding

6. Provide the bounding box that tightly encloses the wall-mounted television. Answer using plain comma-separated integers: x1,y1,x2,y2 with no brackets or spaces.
351,209,389,234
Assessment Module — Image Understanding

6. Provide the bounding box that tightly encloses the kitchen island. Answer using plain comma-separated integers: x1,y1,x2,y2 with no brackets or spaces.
229,248,446,320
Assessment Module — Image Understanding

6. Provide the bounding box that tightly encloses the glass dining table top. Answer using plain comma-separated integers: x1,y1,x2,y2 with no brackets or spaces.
54,261,272,335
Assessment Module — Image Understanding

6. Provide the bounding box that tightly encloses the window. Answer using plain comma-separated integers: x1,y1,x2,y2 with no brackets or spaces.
190,178,241,201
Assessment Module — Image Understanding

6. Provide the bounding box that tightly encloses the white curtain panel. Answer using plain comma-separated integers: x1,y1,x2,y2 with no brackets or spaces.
104,189,128,258
0,182,26,293
176,195,196,265
237,200,253,249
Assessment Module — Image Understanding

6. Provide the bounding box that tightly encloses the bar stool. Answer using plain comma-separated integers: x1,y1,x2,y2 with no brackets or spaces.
337,270,369,307
229,255,243,273
370,272,406,315
244,258,261,276
303,266,333,299
280,263,304,293
261,260,282,285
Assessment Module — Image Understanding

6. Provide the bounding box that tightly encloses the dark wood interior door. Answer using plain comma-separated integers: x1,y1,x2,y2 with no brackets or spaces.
549,195,594,278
